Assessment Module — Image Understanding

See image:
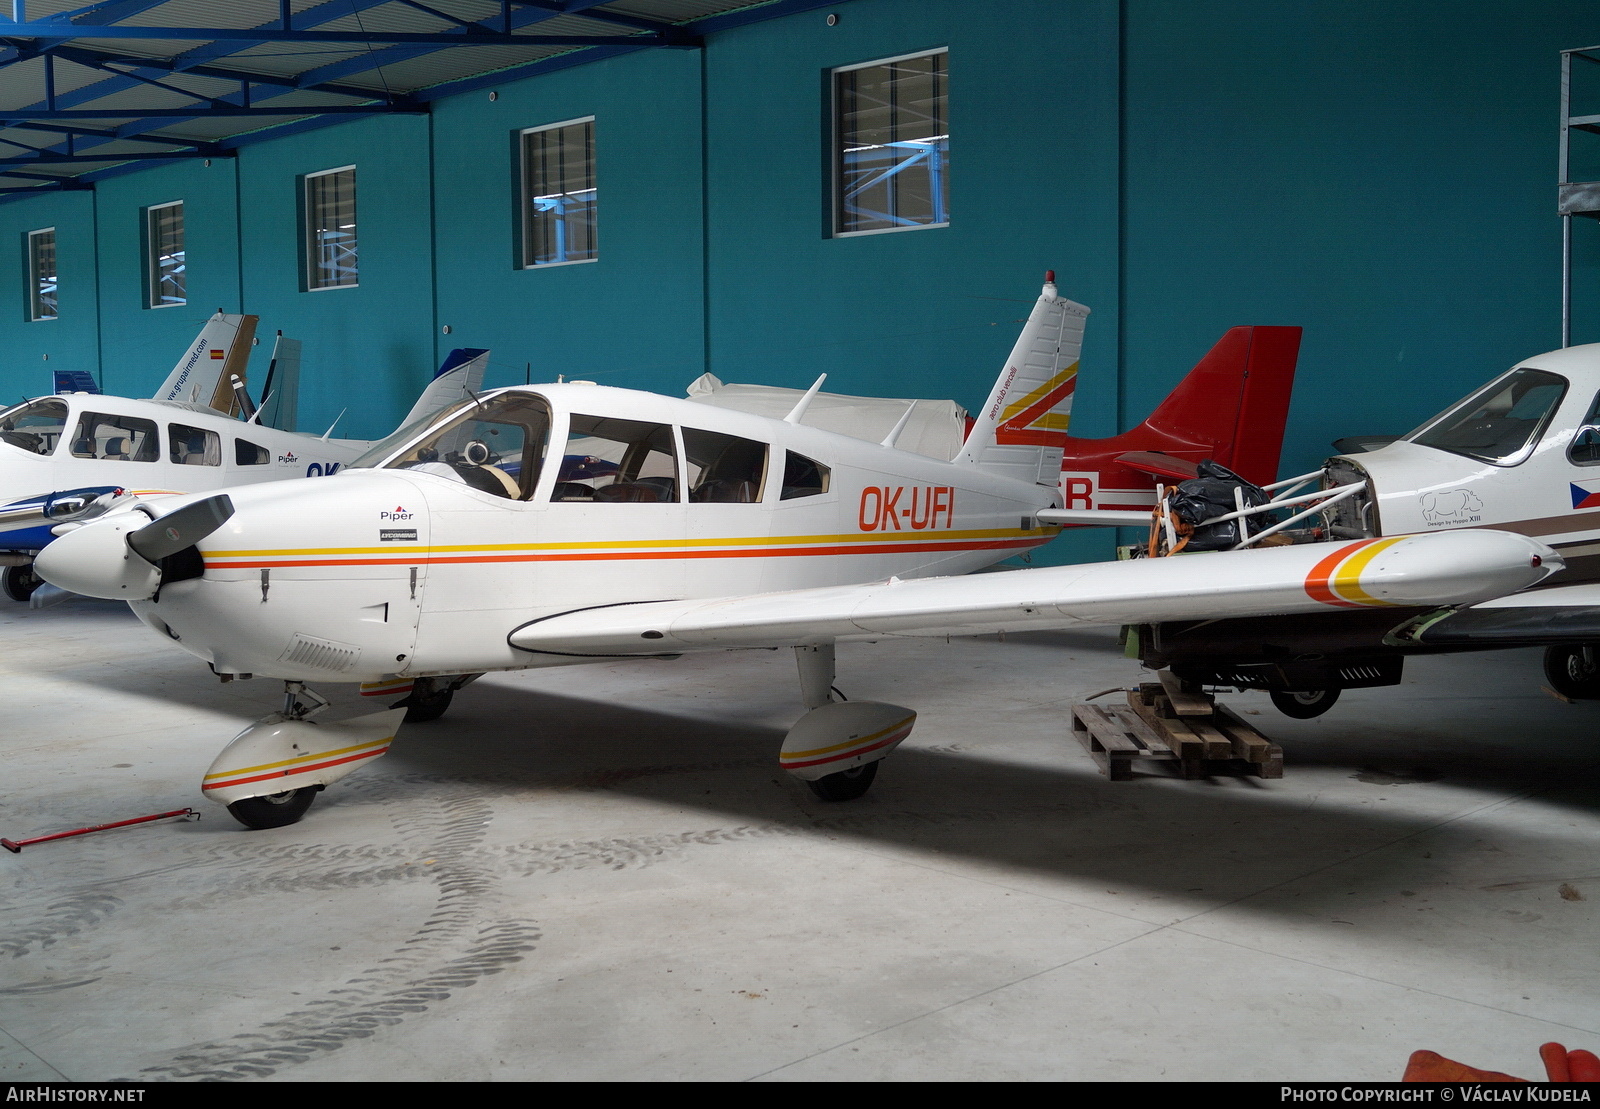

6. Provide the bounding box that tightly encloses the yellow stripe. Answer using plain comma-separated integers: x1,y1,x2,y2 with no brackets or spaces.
202,736,394,782
1000,362,1078,421
202,527,1054,559
780,714,916,760
1330,536,1407,605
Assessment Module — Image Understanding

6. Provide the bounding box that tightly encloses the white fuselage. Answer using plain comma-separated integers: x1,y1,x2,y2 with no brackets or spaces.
125,384,1063,683
0,393,367,551
1346,343,1600,569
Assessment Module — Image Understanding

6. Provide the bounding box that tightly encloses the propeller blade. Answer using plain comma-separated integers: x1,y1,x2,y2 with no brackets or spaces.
127,495,234,563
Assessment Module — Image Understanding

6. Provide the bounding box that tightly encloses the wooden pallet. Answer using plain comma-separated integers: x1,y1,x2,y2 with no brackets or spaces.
1071,675,1283,780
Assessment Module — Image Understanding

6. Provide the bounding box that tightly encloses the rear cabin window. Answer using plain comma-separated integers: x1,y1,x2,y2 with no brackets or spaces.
554,415,678,503
683,428,767,503
71,412,158,462
169,423,220,466
1410,368,1567,466
235,438,270,466
781,451,830,499
0,398,67,455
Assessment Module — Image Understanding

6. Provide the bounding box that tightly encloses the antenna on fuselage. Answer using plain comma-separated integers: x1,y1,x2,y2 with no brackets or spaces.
784,374,827,424
321,409,346,440
881,400,918,448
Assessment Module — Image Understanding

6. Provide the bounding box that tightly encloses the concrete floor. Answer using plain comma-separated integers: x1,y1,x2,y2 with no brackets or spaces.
1,596,1597,1083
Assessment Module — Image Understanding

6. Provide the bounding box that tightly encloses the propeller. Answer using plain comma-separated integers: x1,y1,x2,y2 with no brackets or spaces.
34,494,235,601
127,494,234,563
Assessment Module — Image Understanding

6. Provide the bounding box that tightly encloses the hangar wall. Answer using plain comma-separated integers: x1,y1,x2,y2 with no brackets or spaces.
0,0,1597,564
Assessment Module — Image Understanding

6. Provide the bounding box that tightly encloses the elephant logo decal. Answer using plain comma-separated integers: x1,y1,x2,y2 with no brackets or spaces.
1420,488,1483,525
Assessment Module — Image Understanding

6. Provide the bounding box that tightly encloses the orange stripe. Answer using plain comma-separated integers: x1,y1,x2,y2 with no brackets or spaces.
1304,540,1372,608
781,726,913,770
201,746,390,792
207,536,1053,570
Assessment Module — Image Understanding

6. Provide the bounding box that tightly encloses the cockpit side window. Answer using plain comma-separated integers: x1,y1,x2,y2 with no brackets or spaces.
169,423,221,466
554,415,678,503
0,398,67,456
1570,392,1600,466
683,428,767,503
781,451,830,499
70,412,159,462
1409,368,1567,466
385,395,551,500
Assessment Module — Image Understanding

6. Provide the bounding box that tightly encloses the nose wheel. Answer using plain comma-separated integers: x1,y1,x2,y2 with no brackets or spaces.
805,761,878,801
3,562,41,602
228,787,321,829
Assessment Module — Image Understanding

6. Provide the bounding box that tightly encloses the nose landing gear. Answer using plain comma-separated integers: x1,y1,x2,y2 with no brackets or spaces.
203,681,406,830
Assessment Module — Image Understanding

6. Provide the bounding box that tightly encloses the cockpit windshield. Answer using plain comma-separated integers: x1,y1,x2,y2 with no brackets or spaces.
1408,367,1568,466
373,394,551,500
0,398,68,456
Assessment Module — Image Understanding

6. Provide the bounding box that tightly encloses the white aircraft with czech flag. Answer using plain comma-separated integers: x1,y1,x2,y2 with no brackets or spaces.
33,275,1557,829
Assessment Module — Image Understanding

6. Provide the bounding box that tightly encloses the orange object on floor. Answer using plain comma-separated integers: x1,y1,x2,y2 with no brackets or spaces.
1404,1050,1527,1082
1568,1049,1600,1082
1542,1043,1572,1082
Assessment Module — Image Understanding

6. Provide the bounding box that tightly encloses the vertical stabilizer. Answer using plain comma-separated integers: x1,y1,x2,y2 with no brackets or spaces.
51,370,99,394
400,348,490,427
152,313,258,413
957,274,1090,486
257,335,302,432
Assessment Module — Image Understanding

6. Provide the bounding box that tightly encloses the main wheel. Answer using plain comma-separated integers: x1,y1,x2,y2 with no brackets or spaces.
1544,644,1600,700
403,685,454,723
1269,688,1340,719
227,788,318,829
806,760,878,801
3,563,41,602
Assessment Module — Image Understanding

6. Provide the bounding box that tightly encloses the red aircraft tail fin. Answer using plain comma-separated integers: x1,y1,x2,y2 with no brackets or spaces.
1056,326,1301,512
1135,325,1302,485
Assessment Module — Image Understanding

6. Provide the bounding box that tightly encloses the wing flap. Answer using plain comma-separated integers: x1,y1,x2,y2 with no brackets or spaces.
1386,582,1600,647
508,531,1557,657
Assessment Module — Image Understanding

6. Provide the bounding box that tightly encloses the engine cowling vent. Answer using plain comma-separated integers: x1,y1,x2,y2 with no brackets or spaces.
278,634,361,672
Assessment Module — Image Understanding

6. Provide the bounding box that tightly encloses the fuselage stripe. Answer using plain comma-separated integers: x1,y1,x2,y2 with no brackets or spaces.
203,536,1053,569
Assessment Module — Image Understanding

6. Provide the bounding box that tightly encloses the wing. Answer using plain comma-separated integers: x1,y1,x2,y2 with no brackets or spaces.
1385,582,1600,647
508,531,1557,657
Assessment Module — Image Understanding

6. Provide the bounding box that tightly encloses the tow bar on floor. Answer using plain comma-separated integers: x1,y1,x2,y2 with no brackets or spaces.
1072,672,1284,781
2,808,199,853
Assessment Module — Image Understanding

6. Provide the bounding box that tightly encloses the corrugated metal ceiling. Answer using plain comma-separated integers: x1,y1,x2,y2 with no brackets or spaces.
0,0,830,193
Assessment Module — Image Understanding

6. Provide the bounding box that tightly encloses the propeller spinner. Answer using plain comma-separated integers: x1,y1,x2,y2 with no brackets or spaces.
35,494,234,601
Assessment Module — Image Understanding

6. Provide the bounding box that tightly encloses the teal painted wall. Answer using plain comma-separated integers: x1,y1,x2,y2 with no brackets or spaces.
1,0,1599,561
92,158,241,398
0,190,98,392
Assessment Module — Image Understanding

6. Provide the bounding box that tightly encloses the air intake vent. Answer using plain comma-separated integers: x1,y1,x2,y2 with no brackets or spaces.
278,634,360,672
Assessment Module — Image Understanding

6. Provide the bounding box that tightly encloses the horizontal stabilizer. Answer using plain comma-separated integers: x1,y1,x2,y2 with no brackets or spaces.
508,531,1557,657
52,370,99,394
401,348,489,427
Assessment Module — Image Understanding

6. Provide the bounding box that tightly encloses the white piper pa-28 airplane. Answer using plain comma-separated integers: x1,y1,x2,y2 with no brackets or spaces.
34,277,1561,829
0,313,490,602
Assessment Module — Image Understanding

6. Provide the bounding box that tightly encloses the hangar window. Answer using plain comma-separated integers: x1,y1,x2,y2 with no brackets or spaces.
304,166,357,290
519,118,596,267
145,201,185,308
833,49,948,236
169,423,220,466
26,228,57,320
